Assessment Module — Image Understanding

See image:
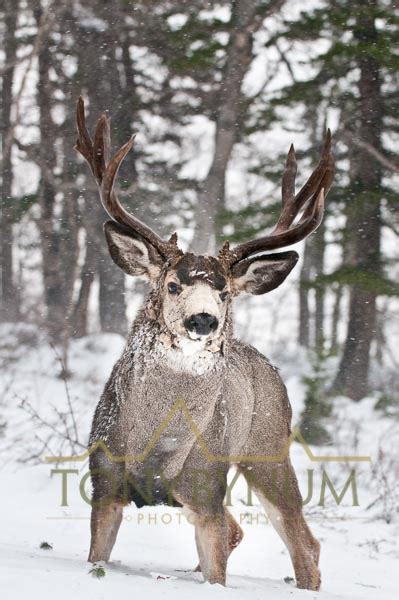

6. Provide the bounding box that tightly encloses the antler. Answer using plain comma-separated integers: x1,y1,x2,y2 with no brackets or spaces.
219,130,335,266
75,97,182,261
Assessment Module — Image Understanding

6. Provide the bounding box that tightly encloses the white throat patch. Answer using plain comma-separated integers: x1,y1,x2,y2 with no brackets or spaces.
175,336,207,356
156,335,222,375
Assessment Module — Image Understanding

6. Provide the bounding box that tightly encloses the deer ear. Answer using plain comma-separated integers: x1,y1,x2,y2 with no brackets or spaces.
103,221,164,280
231,251,299,295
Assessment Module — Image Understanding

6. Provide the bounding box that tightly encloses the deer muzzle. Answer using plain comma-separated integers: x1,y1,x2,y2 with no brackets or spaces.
184,313,219,336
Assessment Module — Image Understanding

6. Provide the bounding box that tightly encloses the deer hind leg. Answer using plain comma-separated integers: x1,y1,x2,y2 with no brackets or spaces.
180,504,229,584
259,494,321,590
239,462,321,591
88,501,123,563
193,508,244,572
194,509,229,585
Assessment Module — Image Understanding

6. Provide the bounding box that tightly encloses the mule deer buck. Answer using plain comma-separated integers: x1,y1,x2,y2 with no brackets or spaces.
75,97,334,590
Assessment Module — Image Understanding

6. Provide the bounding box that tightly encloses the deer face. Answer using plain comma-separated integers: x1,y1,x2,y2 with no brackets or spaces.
103,221,299,349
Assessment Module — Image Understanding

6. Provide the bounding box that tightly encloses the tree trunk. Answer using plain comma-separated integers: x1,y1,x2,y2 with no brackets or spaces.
36,7,65,342
71,239,96,338
191,0,260,254
330,284,343,354
313,220,325,353
0,0,18,322
298,239,312,347
332,0,382,400
60,83,85,338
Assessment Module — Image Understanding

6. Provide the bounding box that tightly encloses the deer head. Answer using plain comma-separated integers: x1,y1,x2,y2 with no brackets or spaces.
75,97,334,352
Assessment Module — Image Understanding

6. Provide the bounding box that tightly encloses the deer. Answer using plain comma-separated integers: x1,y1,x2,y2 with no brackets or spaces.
75,97,334,590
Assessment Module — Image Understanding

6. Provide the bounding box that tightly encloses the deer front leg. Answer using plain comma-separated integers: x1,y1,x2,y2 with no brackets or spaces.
239,461,321,591
88,501,123,563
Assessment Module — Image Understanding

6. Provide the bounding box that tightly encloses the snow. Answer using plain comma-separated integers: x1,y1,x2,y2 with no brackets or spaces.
0,463,397,600
0,324,398,600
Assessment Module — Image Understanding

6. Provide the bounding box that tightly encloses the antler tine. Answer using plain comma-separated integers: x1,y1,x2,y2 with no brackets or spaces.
221,130,334,266
92,113,110,182
274,143,297,233
75,97,182,261
290,129,332,216
293,149,334,229
282,144,297,205
75,96,95,176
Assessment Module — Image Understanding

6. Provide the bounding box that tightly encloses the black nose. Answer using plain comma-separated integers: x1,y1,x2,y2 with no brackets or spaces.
184,313,218,336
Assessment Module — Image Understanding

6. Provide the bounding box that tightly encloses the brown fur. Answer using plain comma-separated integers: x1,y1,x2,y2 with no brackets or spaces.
87,240,320,590
88,502,123,563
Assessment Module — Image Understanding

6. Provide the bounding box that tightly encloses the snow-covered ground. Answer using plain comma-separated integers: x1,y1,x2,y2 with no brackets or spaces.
0,324,398,600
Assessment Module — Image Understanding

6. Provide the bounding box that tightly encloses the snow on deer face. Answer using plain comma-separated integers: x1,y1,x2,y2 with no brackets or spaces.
161,254,230,348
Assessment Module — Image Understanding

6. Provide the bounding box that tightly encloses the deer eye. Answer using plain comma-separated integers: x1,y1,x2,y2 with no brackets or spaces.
168,282,180,295
219,291,229,302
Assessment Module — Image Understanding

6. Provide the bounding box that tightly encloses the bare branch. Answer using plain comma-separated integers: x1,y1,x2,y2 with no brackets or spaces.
275,40,297,84
50,343,79,445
